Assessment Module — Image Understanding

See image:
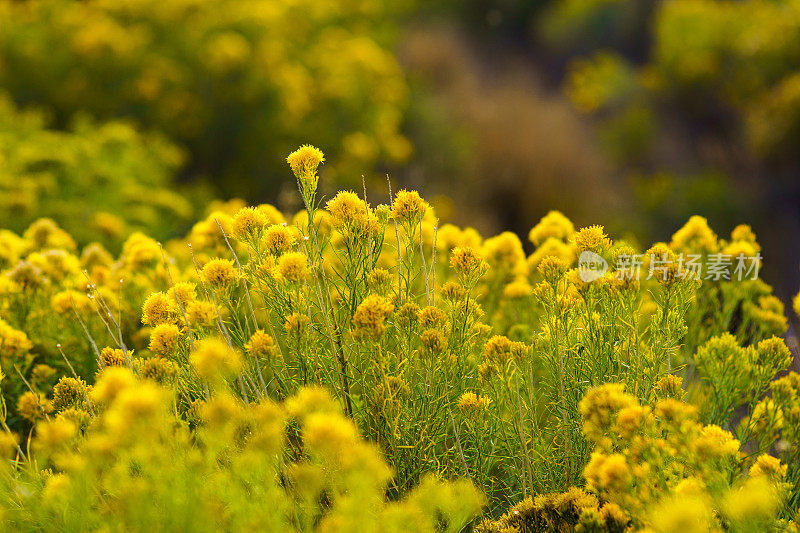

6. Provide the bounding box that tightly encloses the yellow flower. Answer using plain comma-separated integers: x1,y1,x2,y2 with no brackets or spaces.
528,237,575,270
584,452,631,492
200,258,239,289
483,232,526,273
17,391,51,422
137,357,178,384
277,251,309,283
420,329,446,357
0,319,33,360
122,232,162,270
80,242,113,270
232,206,269,241
263,224,296,255
391,189,428,225
6,261,46,290
528,210,575,246
149,323,181,356
141,292,178,326
286,144,325,180
186,300,216,327
537,255,568,284
450,246,488,282
693,424,740,460
670,215,718,255
613,404,650,440
352,294,395,340
457,392,492,413
167,281,197,307
99,347,129,368
730,224,758,246
366,268,394,296
653,374,684,400
572,225,611,254
579,383,636,447
749,454,787,481
643,243,680,285
245,330,279,361
284,312,310,338
23,218,76,251
190,338,242,380
52,377,88,412
327,191,369,229
503,279,533,299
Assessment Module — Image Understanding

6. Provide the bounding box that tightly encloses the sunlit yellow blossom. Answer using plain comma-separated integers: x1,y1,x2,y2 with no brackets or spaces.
137,357,177,384
200,258,239,289
327,191,369,229
141,291,178,326
80,242,113,270
167,281,197,307
24,218,76,251
6,261,46,290
572,225,611,254
122,232,162,270
730,224,758,246
287,145,324,180
391,189,428,225
483,232,525,273
263,224,296,255
536,255,568,285
503,279,533,299
723,476,780,526
579,383,636,447
643,243,680,285
652,374,684,400
284,313,310,338
232,206,269,241
285,386,340,420
91,212,126,239
34,417,76,456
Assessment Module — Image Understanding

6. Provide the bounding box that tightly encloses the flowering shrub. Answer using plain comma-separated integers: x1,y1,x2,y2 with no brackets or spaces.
0,145,796,528
0,94,193,248
0,369,483,531
0,0,412,196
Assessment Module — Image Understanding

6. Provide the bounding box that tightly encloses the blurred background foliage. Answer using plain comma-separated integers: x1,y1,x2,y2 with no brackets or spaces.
0,0,799,312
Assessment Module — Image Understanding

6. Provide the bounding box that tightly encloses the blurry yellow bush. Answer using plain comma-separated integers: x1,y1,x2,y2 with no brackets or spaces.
0,0,413,197
0,94,193,248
